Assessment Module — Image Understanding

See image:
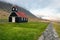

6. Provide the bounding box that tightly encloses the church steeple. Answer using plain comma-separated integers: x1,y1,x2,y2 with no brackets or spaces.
12,6,18,12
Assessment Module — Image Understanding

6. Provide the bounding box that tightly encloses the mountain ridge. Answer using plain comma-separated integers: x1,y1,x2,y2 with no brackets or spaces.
0,1,42,22
0,1,37,18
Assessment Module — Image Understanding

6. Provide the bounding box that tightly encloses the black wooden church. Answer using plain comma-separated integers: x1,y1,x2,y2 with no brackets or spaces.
9,6,28,23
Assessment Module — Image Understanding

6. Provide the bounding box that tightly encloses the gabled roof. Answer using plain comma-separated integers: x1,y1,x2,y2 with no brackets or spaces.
16,12,28,18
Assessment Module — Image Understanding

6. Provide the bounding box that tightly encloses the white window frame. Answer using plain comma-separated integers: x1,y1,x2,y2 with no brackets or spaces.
21,18,23,21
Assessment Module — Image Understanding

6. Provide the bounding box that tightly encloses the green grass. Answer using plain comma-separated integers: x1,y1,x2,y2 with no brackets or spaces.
53,23,60,37
0,22,49,40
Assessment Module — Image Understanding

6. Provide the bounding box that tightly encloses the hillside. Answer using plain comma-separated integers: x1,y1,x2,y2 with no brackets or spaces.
0,10,9,19
0,1,43,22
0,10,41,22
0,1,36,18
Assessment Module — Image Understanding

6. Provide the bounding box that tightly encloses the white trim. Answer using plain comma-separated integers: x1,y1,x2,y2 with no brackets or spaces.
12,17,15,22
12,8,14,10
24,18,25,21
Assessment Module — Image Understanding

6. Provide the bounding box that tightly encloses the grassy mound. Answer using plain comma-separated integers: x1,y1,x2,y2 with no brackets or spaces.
53,22,60,37
0,22,49,40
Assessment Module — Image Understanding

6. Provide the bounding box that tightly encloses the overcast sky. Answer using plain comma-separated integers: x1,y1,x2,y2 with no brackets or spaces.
0,0,60,20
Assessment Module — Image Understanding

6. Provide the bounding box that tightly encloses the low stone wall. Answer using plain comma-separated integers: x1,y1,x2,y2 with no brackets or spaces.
38,23,60,40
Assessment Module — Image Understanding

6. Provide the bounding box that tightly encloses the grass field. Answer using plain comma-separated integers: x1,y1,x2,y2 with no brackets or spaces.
53,22,60,37
0,22,49,40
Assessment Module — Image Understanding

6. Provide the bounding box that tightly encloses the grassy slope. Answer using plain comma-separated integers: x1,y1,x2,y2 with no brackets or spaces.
53,22,60,37
0,10,9,19
0,1,37,18
0,22,49,40
0,10,42,22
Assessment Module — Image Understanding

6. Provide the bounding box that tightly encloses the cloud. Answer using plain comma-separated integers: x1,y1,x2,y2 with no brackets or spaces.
0,0,51,9
30,7,60,20
29,0,60,20
1,0,60,9
0,0,60,20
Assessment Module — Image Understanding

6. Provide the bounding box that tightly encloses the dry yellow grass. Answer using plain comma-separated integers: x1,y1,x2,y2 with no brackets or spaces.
0,10,41,22
0,10,9,19
53,22,60,37
0,9,50,22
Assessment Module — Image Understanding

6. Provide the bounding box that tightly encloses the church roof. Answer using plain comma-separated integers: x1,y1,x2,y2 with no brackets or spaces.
16,12,28,18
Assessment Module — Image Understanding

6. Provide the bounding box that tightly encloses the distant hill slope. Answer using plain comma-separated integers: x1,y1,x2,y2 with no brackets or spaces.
0,10,42,22
0,10,9,19
0,1,43,22
0,1,36,18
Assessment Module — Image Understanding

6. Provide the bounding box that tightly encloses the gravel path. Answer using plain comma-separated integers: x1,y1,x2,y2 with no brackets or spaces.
38,22,60,40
